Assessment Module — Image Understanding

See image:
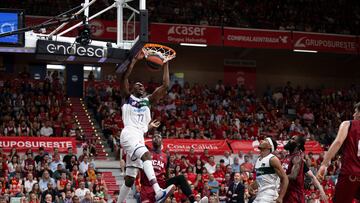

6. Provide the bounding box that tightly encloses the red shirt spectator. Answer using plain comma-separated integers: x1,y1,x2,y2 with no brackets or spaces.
240,155,254,172
186,148,198,166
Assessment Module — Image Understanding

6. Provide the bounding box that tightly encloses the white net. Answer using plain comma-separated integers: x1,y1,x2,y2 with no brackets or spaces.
142,44,176,63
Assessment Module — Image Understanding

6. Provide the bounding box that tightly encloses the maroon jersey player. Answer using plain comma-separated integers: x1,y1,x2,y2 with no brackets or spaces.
140,136,168,202
317,102,360,203
282,135,306,203
140,133,208,203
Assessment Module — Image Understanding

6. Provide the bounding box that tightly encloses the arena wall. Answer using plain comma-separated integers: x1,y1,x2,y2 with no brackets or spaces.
5,46,360,94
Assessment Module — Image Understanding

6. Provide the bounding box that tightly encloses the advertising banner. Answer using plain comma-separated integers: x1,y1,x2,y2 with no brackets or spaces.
224,28,292,49
150,23,222,45
36,39,106,58
0,137,77,153
145,139,231,155
293,32,358,54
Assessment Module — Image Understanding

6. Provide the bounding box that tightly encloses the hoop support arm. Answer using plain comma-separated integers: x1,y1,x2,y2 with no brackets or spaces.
48,0,98,37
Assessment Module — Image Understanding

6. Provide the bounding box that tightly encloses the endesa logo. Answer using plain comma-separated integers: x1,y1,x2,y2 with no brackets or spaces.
46,43,105,57
36,40,105,58
167,25,206,36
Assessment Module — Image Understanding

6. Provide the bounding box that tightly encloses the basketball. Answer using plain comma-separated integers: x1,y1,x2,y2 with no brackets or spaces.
146,54,164,71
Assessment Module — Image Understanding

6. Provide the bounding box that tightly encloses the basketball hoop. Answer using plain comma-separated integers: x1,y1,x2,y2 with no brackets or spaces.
142,43,176,63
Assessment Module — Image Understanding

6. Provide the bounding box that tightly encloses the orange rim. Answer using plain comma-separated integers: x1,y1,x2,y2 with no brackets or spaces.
142,43,176,62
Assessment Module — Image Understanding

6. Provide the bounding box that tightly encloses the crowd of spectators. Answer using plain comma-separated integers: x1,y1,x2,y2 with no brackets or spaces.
0,71,84,140
147,0,360,35
86,79,359,150
1,0,360,35
0,146,108,203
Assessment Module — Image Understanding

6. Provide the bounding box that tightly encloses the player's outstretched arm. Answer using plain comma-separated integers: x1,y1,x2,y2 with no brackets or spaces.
317,121,350,180
119,51,145,98
305,170,328,203
148,62,169,104
270,156,288,203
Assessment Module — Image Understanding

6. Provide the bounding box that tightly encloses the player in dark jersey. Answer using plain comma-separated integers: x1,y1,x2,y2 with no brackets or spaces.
140,133,208,203
282,135,306,203
317,102,360,203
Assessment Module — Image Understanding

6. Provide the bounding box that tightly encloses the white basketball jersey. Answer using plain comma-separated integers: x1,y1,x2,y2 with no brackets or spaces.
121,94,151,133
255,154,280,195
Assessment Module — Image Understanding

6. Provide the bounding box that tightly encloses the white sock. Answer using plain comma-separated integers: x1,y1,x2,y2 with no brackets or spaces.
117,184,131,203
143,160,161,192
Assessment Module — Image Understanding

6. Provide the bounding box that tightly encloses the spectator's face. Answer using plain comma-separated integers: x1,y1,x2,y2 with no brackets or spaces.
190,148,194,154
80,182,85,189
66,190,72,198
244,156,249,162
48,182,53,190
209,156,214,162
30,193,37,200
28,173,33,180
209,174,214,181
45,194,52,202
209,196,216,203
72,196,80,203
43,171,50,178
234,173,241,182
44,155,49,161
225,173,230,181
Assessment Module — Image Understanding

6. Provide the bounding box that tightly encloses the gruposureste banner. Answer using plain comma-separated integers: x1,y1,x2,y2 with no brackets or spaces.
293,32,358,54
0,137,77,153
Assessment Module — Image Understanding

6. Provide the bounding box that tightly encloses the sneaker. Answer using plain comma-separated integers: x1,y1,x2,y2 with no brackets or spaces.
194,196,208,203
155,184,176,203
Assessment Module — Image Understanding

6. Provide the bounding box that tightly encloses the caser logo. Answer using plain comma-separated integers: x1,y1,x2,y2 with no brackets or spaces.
167,25,206,36
294,37,307,48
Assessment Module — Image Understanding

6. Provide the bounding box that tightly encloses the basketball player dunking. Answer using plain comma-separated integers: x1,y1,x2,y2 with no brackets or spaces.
117,51,175,203
282,135,306,203
317,102,360,203
252,137,289,203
